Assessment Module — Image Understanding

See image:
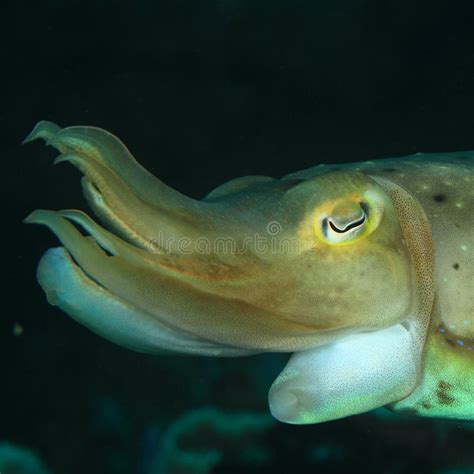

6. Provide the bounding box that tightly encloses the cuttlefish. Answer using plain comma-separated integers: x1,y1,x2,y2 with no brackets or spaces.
24,121,473,424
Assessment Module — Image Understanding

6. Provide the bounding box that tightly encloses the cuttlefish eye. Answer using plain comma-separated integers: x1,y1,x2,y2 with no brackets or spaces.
316,195,381,245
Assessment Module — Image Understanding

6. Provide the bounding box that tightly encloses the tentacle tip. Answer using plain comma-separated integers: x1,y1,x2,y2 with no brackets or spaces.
21,120,61,145
53,153,78,166
23,209,55,225
21,131,37,145
53,155,66,166
23,211,39,224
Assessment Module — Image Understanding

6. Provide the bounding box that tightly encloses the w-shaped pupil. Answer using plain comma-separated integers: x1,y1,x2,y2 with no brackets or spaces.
329,215,366,234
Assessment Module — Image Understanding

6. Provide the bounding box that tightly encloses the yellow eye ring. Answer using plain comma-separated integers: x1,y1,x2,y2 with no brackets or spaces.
315,191,383,245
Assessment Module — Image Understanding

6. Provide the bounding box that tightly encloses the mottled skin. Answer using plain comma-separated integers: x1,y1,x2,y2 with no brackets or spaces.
286,155,474,419
24,121,473,424
287,154,474,339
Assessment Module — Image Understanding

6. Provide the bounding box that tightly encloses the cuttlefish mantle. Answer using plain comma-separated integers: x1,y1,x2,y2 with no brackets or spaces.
24,121,474,424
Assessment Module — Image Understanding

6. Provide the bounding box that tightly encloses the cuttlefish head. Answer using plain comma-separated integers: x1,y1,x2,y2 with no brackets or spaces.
24,121,435,423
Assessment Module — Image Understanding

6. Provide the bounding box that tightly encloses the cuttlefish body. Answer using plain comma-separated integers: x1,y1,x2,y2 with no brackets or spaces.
24,121,473,424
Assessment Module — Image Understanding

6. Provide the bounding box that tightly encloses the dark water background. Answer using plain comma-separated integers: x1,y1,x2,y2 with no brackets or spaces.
1,0,474,472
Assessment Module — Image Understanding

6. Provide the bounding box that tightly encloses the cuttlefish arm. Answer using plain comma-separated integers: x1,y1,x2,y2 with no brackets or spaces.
37,247,252,357
25,121,438,424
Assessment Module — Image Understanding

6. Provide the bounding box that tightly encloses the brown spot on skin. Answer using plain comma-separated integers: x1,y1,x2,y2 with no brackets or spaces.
453,263,460,270
421,401,432,410
444,338,457,348
454,223,461,229
437,381,455,405
433,193,447,203
382,168,397,173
